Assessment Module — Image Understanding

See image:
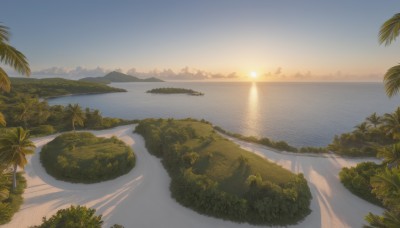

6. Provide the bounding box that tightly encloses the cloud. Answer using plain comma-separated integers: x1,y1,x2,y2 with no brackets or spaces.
127,67,237,80
31,66,113,79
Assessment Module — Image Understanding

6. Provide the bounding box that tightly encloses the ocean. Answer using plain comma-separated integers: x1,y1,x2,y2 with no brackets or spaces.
48,82,400,147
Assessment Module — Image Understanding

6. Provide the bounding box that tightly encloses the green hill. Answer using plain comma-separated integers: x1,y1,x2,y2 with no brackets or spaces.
9,77,126,98
79,71,164,84
135,118,312,225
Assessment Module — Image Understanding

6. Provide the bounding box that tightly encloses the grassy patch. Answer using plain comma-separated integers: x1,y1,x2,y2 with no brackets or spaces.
0,173,27,225
136,118,312,225
40,132,135,183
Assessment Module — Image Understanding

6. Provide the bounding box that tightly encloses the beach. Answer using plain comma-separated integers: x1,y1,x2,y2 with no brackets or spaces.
2,125,384,228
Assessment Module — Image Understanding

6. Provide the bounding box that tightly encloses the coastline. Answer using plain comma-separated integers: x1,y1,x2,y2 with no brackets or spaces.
3,124,383,228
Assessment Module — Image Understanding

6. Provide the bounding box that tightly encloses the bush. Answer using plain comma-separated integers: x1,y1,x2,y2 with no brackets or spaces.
31,125,55,136
31,205,103,228
339,162,383,206
40,132,135,183
0,173,27,225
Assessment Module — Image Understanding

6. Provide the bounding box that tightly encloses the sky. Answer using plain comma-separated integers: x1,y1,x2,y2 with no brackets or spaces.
2,0,400,81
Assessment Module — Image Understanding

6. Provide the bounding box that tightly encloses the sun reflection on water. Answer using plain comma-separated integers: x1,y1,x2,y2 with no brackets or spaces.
244,82,260,136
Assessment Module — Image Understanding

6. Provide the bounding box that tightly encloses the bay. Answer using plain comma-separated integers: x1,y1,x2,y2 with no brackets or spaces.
48,82,400,147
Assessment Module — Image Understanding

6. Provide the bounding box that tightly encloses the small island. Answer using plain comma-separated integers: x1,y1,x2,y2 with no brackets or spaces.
40,132,135,183
147,87,204,96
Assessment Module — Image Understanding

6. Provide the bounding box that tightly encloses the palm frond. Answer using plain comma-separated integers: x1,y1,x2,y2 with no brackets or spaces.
0,42,30,76
0,111,6,127
383,64,400,97
0,67,11,92
0,24,10,42
379,13,400,46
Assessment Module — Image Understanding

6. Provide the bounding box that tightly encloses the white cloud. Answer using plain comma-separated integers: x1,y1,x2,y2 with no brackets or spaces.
30,66,113,79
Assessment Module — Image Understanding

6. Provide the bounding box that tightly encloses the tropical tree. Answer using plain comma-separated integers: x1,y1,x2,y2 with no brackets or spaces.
379,13,400,97
0,23,30,126
32,205,103,228
364,168,400,228
65,104,85,132
0,127,35,190
354,122,370,135
15,100,34,129
382,107,400,139
378,143,400,169
366,113,382,128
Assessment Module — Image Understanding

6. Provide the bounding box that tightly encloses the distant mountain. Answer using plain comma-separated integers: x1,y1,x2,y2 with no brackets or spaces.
79,71,164,84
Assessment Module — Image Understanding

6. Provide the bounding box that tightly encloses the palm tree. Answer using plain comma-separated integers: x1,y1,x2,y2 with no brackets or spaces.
65,104,85,131
364,167,400,228
382,107,400,140
378,144,400,169
379,13,400,97
0,23,30,126
16,101,33,129
354,122,370,135
0,112,5,127
0,127,35,190
364,210,400,228
366,113,382,128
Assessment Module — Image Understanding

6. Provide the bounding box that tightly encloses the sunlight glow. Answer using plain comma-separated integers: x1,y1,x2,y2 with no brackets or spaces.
250,71,258,79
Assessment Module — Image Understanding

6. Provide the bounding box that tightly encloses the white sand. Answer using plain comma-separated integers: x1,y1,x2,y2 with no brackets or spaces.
2,125,384,228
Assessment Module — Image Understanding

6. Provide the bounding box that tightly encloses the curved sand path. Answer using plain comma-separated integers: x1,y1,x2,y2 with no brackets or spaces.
2,125,383,228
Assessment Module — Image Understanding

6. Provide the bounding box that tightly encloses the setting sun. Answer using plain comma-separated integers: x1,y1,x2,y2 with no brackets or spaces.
250,71,258,79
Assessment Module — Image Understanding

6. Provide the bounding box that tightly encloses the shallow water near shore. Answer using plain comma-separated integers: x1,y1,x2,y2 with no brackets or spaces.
48,81,400,147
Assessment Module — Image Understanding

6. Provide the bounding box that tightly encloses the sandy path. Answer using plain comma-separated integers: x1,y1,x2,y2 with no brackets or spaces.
2,125,383,228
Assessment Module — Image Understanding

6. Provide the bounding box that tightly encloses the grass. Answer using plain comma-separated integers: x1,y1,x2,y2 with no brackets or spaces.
136,118,311,225
40,132,135,183
0,173,27,225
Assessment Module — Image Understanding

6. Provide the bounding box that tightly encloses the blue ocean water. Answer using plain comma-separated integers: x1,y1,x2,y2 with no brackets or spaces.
48,82,400,147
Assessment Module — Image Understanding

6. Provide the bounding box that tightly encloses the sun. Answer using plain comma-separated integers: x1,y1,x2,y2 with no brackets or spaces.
250,71,258,79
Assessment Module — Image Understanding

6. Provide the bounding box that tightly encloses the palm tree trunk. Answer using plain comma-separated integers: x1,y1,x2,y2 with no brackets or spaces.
12,163,17,191
72,120,75,132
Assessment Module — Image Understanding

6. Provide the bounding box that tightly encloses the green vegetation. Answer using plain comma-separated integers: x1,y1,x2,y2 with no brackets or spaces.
0,173,26,225
0,127,35,190
0,23,31,126
147,87,204,96
40,132,135,183
214,126,327,154
339,162,383,206
31,205,124,228
328,111,397,157
9,77,126,98
31,205,103,228
80,71,163,84
135,118,311,225
1,94,135,136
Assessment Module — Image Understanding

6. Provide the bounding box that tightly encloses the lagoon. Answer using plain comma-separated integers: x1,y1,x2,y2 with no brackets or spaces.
48,82,400,147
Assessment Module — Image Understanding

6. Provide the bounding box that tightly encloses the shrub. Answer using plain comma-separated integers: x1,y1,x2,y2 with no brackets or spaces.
40,132,135,183
339,162,383,206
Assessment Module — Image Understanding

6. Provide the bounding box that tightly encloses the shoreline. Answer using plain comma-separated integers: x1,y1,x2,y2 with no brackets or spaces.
3,124,383,228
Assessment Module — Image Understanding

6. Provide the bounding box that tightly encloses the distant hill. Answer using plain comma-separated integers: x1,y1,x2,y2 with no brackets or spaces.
79,71,164,84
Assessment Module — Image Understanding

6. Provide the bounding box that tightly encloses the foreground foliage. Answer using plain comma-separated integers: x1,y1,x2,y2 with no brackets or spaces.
31,205,125,228
136,118,311,225
0,173,26,225
339,162,383,206
329,111,398,157
31,205,103,228
40,132,135,183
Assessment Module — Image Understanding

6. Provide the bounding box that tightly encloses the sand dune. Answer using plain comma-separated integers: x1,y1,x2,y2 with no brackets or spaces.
2,125,384,228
